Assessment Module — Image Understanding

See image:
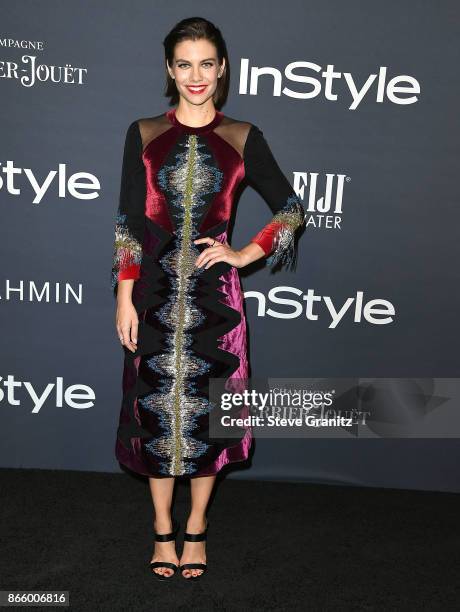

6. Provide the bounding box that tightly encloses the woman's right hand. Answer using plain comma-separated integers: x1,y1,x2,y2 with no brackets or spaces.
116,298,139,353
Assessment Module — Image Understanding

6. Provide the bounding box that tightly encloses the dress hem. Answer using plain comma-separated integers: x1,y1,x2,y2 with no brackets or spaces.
115,428,252,478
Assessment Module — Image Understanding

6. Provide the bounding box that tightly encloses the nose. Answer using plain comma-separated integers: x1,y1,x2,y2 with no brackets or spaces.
190,66,203,82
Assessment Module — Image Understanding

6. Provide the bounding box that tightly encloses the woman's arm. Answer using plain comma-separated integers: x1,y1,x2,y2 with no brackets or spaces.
195,123,306,271
111,120,146,297
243,124,306,270
111,120,146,352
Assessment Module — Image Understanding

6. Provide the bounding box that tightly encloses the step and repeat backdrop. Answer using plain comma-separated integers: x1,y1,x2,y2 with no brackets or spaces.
2,1,460,492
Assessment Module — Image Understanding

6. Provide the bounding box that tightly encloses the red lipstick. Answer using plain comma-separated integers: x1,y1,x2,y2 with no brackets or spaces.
186,85,207,95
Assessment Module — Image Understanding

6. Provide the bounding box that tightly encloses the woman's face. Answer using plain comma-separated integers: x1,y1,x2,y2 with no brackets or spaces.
167,38,224,106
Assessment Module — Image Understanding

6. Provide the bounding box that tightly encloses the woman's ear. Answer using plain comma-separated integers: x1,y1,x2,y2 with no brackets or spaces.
219,58,226,78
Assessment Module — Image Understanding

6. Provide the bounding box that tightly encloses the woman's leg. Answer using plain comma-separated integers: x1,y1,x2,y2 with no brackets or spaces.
179,474,216,578
149,476,178,577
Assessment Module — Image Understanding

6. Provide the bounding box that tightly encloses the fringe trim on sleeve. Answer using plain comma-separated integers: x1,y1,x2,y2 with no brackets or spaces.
266,194,307,271
111,213,143,289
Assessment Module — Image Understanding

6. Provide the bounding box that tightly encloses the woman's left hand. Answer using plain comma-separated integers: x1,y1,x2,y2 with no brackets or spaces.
194,237,248,269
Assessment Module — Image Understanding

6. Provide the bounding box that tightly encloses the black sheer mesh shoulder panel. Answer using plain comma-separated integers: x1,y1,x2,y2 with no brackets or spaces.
214,116,252,159
138,113,174,153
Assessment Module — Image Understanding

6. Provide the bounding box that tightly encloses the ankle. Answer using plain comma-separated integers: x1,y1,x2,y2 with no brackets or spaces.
153,515,173,533
186,514,207,533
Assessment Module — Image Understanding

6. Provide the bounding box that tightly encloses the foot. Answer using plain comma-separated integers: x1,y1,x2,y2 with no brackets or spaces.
179,517,207,579
150,518,179,578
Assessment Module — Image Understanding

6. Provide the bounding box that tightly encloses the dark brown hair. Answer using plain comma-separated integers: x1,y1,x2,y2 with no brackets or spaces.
163,17,230,108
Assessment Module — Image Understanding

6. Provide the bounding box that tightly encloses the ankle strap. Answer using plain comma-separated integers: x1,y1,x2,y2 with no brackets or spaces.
184,524,208,542
155,532,176,542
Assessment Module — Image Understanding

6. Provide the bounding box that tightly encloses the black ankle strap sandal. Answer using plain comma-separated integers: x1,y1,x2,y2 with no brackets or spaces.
149,518,180,580
179,520,209,581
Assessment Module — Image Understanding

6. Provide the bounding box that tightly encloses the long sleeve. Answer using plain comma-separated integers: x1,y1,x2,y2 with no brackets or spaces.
243,124,306,270
111,120,146,293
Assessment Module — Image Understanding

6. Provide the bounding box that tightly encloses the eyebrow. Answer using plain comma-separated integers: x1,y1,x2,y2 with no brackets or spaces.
175,58,216,63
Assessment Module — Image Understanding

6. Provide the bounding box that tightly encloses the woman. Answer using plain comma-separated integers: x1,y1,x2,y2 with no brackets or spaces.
111,16,306,581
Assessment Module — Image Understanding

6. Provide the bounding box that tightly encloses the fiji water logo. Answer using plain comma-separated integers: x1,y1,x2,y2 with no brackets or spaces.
293,171,349,229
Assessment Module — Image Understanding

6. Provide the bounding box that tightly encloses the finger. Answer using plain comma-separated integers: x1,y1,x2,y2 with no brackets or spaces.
193,237,215,246
196,242,222,257
121,328,135,352
205,250,227,267
204,255,224,269
121,339,136,352
131,320,138,345
196,249,213,268
195,245,223,267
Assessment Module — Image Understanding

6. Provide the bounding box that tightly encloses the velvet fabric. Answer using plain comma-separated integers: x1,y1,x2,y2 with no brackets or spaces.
111,108,305,477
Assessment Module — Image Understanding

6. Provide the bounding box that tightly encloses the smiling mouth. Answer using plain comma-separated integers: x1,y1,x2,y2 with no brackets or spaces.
186,85,207,94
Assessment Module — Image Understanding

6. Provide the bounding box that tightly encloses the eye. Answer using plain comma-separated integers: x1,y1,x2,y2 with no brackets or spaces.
176,62,214,69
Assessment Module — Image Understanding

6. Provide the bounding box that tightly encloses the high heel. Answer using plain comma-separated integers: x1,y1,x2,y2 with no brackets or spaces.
149,518,180,580
179,520,209,581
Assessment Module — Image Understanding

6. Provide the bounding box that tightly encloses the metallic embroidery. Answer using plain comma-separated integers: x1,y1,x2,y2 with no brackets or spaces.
111,212,143,289
266,193,306,269
139,134,224,475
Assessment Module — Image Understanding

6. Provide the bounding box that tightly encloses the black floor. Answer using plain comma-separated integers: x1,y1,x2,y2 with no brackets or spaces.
1,467,460,611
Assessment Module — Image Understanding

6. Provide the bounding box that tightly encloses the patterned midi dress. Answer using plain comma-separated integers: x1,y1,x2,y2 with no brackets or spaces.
111,107,305,477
